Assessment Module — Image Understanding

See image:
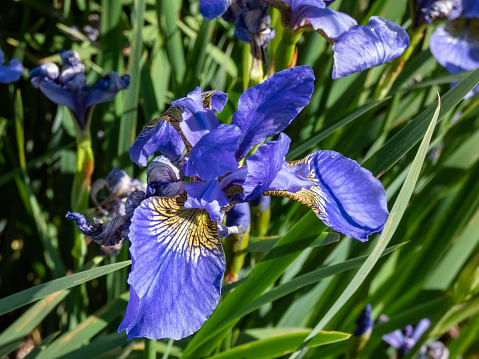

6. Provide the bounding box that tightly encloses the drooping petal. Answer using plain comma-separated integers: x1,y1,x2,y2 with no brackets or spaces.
199,0,232,20
118,195,225,340
30,78,77,112
172,87,221,147
183,124,242,181
382,330,406,349
292,6,357,40
129,110,185,166
202,90,228,113
233,66,315,160
242,133,313,200
264,151,389,241
0,58,23,83
125,191,146,217
332,16,410,79
85,72,130,107
66,212,129,246
430,20,479,98
184,180,230,222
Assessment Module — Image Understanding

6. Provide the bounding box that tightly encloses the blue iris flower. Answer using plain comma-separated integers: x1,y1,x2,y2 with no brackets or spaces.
29,50,130,130
430,0,479,98
0,48,23,83
69,65,389,340
200,0,409,79
383,319,431,358
353,304,373,337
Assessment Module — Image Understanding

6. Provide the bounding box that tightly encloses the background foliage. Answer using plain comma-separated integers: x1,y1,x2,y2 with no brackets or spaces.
1,0,479,358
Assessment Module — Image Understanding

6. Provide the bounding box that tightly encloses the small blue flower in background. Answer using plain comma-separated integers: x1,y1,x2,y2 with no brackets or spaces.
383,319,431,358
0,48,23,83
353,304,373,337
29,50,130,130
430,0,479,98
415,0,459,25
69,65,389,340
222,0,275,60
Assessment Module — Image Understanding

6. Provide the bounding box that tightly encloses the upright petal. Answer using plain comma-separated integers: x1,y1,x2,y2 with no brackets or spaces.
242,133,312,200
86,72,130,107
147,156,184,184
184,180,230,222
332,16,410,79
233,66,315,160
129,109,185,166
182,124,242,181
172,87,221,147
264,151,389,241
118,195,225,340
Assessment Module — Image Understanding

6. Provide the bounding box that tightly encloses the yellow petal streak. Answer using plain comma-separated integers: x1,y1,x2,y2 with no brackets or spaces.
146,195,223,263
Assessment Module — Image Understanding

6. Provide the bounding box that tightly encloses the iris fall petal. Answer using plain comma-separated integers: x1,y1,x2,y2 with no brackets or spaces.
118,195,225,340
332,16,410,79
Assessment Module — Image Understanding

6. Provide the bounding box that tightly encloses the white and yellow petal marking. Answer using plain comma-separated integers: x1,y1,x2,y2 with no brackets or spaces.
121,193,226,340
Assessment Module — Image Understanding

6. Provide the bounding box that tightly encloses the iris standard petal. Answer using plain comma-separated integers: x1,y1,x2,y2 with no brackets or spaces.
332,16,410,79
29,63,60,85
199,0,232,20
184,180,230,222
118,195,225,340
172,87,221,147
242,133,313,200
129,111,185,166
0,58,23,83
85,72,130,108
66,212,129,246
242,133,292,200
411,319,431,342
182,124,242,181
264,151,389,241
233,66,315,160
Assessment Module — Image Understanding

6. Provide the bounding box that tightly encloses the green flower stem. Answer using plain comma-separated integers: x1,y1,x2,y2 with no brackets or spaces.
143,339,157,359
223,227,251,283
243,44,253,92
275,28,303,72
375,24,427,100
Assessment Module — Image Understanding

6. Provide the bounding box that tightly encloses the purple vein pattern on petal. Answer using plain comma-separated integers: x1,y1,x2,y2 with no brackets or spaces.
430,20,479,98
183,124,242,181
118,196,225,340
308,151,389,241
332,16,410,79
233,66,315,160
129,119,185,166
172,87,221,147
200,0,232,20
184,180,230,222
